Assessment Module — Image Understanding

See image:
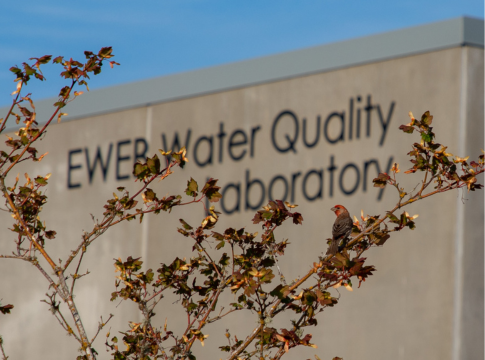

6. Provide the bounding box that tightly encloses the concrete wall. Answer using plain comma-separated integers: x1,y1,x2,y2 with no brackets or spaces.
0,30,483,360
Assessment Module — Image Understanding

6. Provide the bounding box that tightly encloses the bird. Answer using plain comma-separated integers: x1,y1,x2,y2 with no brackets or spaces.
327,205,353,256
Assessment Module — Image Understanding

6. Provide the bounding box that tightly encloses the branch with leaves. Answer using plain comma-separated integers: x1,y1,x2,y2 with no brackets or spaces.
1,47,482,360
1,48,119,360
105,111,483,360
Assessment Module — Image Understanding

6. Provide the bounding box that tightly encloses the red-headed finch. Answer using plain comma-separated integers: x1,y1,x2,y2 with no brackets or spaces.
327,205,353,255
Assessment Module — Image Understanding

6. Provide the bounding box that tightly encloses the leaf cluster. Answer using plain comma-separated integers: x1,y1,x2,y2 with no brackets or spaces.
393,111,484,192
1,47,484,360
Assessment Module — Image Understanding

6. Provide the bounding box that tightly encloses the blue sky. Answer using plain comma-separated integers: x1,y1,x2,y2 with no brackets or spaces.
0,1,483,107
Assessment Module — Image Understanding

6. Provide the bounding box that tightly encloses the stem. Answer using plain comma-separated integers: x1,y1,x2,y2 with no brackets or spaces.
57,273,95,359
2,81,76,177
53,310,81,343
70,245,86,295
272,348,285,360
0,176,94,359
185,287,223,353
207,308,240,323
0,92,21,133
0,335,8,360
90,314,114,344
0,176,57,271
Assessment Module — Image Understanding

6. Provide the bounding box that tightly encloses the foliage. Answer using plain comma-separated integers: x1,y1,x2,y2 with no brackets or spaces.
0,49,483,360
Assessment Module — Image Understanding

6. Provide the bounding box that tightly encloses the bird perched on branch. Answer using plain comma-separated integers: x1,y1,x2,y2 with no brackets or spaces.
327,205,353,255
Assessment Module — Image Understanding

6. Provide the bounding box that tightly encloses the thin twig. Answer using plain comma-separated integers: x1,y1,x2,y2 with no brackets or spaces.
0,335,8,360
207,308,241,323
70,245,86,295
90,314,114,344
53,311,82,343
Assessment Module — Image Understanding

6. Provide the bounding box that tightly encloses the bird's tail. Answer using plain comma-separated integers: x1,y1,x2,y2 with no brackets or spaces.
326,239,339,256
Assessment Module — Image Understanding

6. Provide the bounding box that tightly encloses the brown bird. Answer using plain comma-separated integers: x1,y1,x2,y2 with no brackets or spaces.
327,205,353,255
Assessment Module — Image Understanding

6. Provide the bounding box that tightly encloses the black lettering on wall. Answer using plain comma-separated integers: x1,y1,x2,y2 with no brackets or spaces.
365,95,373,137
68,149,83,189
323,112,345,144
250,126,261,157
245,170,266,210
134,138,148,164
217,123,226,163
376,102,395,146
271,110,298,153
228,130,247,161
290,171,301,203
339,163,360,195
327,155,337,197
268,175,288,202
221,183,241,214
116,139,131,181
356,96,362,139
85,144,113,184
302,169,323,201
193,136,213,167
348,98,354,140
302,116,321,148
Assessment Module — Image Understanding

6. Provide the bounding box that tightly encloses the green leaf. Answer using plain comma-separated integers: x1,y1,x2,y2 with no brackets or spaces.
23,63,36,76
133,163,149,179
373,232,390,245
36,55,52,65
399,125,414,134
406,220,416,230
53,101,65,108
179,219,193,230
260,268,275,283
52,56,64,64
144,188,156,201
58,86,70,98
9,66,22,75
0,304,14,314
34,176,48,185
219,253,230,266
45,230,57,239
270,284,291,299
262,211,272,219
387,212,399,223
302,291,317,305
186,302,197,312
185,177,199,197
201,178,222,203
416,155,427,169
421,111,433,125
373,173,390,188
98,47,113,59
147,155,160,174
421,132,433,143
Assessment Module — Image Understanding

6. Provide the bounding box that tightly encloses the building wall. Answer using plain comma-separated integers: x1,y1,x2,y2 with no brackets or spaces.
460,46,484,360
0,45,483,360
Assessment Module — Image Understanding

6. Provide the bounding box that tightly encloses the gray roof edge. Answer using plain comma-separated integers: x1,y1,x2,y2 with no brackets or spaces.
462,16,485,46
2,16,483,132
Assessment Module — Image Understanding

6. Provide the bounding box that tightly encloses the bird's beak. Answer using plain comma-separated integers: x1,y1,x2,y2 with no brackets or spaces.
330,207,337,212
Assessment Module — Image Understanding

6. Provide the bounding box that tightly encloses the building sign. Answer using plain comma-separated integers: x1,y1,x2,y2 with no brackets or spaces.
0,18,483,360
67,95,397,215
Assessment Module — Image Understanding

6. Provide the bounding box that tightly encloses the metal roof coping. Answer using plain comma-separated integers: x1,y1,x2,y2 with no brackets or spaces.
1,16,483,132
